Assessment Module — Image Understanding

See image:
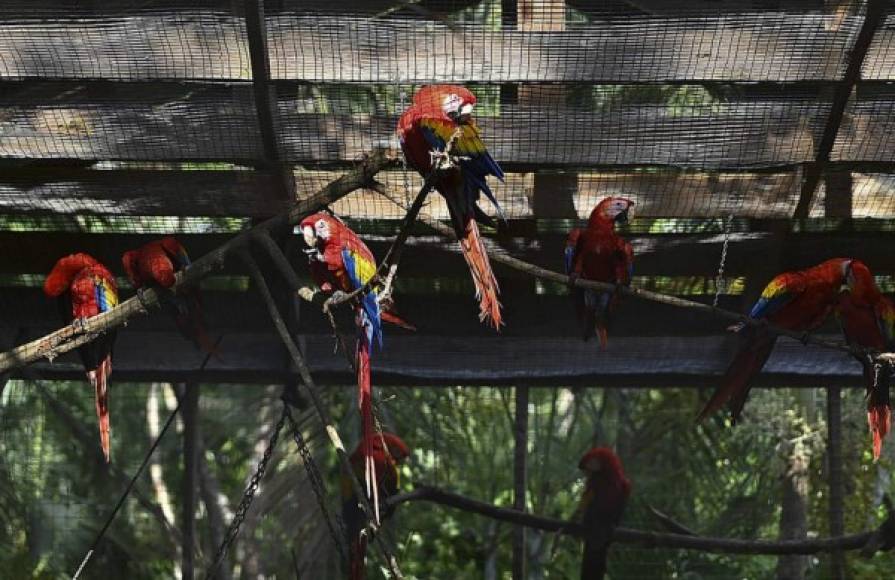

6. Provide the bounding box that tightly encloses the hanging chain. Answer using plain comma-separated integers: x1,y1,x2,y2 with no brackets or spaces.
712,213,734,308
205,405,288,579
284,403,349,562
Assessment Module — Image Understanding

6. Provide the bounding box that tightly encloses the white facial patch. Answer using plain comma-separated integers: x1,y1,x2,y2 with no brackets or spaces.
314,219,331,240
442,93,462,115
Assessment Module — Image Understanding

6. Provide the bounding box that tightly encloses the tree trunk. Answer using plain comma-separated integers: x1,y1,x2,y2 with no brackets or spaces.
512,386,529,580
776,439,810,580
827,386,846,579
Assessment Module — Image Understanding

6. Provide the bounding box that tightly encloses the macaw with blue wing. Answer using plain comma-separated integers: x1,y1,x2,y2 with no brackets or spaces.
698,258,859,423
44,253,119,462
122,237,217,356
564,197,635,346
836,262,895,460
398,85,505,329
300,213,412,523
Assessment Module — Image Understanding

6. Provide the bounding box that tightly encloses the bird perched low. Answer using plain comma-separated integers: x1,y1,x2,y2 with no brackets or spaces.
341,432,410,580
398,84,506,329
836,262,894,460
574,447,631,580
122,236,217,356
565,197,635,346
44,253,118,462
698,258,862,423
300,213,413,524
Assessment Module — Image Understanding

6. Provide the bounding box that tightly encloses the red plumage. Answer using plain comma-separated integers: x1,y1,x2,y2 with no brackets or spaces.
44,253,118,462
122,237,218,356
837,263,893,460
341,433,411,580
565,197,635,346
398,84,505,329
699,258,857,423
576,447,631,580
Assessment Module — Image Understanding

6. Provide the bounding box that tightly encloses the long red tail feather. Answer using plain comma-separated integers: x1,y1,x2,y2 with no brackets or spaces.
87,355,112,462
349,535,368,580
868,406,891,461
697,335,775,423
380,310,416,331
459,220,502,330
357,337,379,523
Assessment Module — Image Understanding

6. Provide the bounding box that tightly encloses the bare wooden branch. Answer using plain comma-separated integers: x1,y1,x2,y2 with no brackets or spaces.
375,186,890,363
387,486,886,556
0,149,395,374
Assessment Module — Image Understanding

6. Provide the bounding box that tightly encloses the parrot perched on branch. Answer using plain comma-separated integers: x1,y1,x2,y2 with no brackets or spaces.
300,213,412,524
398,84,505,329
341,432,410,580
564,197,635,346
44,253,119,462
698,258,861,423
836,263,895,460
122,237,217,356
574,447,631,580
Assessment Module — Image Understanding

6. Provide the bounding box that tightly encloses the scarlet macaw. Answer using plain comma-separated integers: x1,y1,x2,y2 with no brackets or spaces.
698,258,860,423
398,84,505,329
341,432,410,580
574,447,631,580
565,197,635,346
836,262,895,460
44,253,119,462
300,213,411,522
122,237,217,355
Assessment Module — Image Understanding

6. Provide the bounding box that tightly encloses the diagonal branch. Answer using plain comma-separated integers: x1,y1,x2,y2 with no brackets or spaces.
387,486,889,556
238,251,404,579
374,187,889,363
0,150,395,374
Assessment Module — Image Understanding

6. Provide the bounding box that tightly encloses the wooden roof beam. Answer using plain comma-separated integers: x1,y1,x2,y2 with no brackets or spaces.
793,0,886,218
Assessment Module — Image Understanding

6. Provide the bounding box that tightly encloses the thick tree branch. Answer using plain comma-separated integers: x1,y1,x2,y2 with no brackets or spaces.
375,187,888,362
0,150,395,374
387,486,889,556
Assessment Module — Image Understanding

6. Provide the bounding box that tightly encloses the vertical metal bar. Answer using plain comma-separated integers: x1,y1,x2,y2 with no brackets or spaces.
512,385,529,580
182,382,201,580
827,386,846,579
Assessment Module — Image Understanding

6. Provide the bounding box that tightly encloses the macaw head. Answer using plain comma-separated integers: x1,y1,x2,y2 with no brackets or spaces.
376,432,411,465
44,252,100,297
413,84,477,124
844,259,881,304
589,197,635,228
578,446,627,484
121,249,141,287
299,213,342,250
158,236,185,258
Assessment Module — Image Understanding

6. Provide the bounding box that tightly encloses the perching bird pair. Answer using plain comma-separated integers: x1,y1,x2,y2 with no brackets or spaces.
698,258,894,460
43,237,212,462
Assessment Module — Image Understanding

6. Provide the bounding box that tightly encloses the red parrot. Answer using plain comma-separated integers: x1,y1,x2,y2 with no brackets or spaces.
698,258,860,423
565,197,635,346
398,84,505,330
122,237,217,356
44,253,119,462
574,447,631,580
341,432,410,580
836,262,894,460
300,213,412,523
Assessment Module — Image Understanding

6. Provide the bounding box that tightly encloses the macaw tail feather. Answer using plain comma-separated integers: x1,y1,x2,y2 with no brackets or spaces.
87,355,112,462
868,406,891,461
357,336,379,524
581,531,612,580
380,310,417,332
582,290,611,347
866,363,891,461
349,535,368,580
697,333,776,423
175,294,221,359
458,219,502,330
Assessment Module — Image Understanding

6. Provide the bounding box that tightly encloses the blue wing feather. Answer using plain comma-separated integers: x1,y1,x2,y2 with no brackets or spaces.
341,249,382,350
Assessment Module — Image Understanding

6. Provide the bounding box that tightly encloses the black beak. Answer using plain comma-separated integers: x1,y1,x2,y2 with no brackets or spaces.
615,208,630,223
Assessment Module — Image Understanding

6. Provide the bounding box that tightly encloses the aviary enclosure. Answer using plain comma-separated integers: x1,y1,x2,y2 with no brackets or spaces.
2,1,895,579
